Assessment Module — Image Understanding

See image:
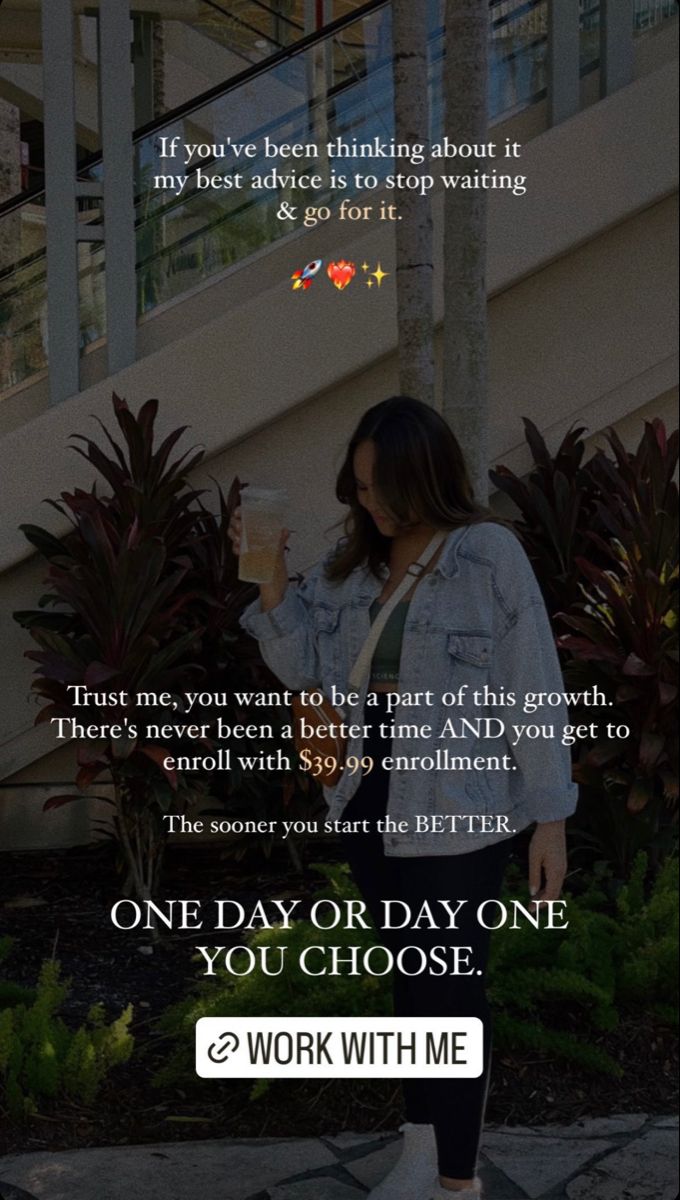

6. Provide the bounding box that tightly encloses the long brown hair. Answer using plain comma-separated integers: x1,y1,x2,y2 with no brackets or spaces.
327,396,491,581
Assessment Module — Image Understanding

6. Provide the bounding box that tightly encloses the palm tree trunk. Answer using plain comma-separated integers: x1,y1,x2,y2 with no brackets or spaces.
393,0,434,404
442,0,490,501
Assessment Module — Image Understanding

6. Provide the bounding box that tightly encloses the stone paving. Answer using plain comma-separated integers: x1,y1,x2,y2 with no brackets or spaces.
0,1114,677,1200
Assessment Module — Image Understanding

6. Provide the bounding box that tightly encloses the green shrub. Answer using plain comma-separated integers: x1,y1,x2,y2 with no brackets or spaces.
0,937,35,1010
155,864,390,1086
0,958,133,1120
156,855,678,1088
0,980,35,1009
489,853,678,1075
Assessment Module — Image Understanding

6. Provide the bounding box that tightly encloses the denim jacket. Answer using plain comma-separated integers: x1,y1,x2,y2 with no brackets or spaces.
240,522,578,856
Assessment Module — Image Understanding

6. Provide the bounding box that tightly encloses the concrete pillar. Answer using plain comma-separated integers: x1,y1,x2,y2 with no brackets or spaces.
0,98,21,394
41,0,80,404
99,0,137,375
152,16,166,117
304,0,332,153
547,0,580,126
600,0,634,97
133,13,156,127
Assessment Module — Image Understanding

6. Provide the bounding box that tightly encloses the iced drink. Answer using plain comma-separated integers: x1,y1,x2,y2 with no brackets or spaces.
238,487,287,584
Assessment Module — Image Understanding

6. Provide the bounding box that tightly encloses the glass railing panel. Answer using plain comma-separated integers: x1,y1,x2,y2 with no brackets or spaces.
487,0,549,122
172,3,372,75
633,0,678,33
0,247,48,393
189,0,304,59
132,3,395,313
0,197,47,394
133,0,559,314
0,194,108,394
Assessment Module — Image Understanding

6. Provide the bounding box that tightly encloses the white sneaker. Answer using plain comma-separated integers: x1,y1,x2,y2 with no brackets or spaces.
367,1122,438,1199
431,1180,482,1198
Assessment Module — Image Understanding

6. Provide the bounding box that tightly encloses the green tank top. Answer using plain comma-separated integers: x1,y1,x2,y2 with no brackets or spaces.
369,598,410,683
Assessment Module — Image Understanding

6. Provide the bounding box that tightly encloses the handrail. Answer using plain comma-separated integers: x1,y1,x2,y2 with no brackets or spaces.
0,0,389,220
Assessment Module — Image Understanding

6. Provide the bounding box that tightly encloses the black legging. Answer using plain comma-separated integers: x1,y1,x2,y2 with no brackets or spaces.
339,693,514,1181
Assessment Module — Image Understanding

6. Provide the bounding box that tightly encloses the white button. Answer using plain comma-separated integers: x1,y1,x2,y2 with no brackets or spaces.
196,1017,483,1079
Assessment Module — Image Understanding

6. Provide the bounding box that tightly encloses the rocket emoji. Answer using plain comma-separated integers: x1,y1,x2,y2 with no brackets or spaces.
291,259,323,290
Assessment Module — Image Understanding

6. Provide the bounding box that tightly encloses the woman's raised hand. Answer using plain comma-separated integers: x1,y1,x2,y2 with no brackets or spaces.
228,505,290,612
227,505,244,556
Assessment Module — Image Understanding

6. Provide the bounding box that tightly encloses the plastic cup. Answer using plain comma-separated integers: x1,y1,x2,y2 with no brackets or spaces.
238,486,287,584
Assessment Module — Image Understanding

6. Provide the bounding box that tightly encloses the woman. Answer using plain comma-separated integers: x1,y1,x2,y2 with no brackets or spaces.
233,397,577,1199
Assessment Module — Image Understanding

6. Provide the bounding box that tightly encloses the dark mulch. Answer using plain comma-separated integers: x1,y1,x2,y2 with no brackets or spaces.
0,844,677,1156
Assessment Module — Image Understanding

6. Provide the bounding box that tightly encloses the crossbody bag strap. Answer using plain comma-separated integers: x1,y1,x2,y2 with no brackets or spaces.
348,530,447,692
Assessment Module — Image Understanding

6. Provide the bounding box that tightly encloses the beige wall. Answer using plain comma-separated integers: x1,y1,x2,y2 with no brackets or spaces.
0,741,113,851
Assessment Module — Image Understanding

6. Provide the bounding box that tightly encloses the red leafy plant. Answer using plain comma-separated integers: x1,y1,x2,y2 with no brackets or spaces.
13,394,293,913
179,487,324,869
557,423,678,838
492,419,678,874
489,418,595,615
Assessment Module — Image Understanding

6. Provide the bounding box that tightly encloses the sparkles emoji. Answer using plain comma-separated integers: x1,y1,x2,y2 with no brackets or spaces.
369,262,390,288
327,260,356,290
291,259,323,290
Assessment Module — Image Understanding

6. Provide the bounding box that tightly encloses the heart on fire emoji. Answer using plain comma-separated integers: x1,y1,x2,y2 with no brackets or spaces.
326,260,356,290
